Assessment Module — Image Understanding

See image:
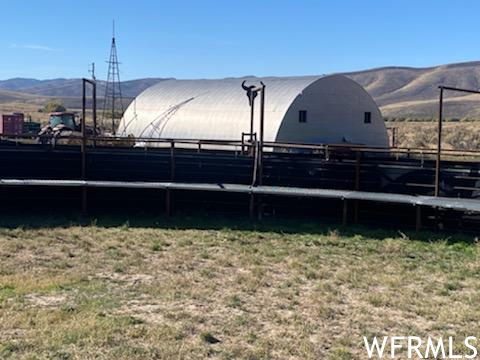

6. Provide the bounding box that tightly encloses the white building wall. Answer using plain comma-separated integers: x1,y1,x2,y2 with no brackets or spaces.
277,76,388,147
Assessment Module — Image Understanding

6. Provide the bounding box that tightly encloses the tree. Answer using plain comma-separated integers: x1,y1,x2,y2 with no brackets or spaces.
41,101,66,113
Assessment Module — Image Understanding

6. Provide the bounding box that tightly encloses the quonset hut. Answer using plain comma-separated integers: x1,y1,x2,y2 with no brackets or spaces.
117,75,389,147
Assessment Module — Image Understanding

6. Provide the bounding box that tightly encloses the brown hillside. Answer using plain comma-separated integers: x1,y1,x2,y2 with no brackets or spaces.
346,61,480,118
3,62,480,119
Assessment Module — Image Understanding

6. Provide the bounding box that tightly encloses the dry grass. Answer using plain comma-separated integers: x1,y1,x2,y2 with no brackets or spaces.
0,102,49,123
388,121,480,150
0,215,478,359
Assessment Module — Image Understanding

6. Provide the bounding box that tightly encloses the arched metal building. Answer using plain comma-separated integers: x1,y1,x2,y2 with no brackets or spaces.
117,75,388,147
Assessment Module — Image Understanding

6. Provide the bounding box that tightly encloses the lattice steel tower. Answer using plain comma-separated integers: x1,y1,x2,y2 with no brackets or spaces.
102,21,124,134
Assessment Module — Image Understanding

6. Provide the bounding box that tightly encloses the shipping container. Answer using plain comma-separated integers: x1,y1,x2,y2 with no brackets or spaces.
0,113,24,135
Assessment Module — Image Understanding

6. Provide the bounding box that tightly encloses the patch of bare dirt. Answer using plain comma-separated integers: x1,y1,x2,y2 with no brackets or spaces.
24,293,67,308
94,272,155,285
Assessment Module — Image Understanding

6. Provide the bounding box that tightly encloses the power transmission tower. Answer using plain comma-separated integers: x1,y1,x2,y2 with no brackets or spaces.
102,20,124,134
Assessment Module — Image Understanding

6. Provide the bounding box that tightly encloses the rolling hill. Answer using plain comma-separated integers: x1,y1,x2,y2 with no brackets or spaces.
0,78,169,98
0,87,47,103
345,61,480,118
2,61,480,119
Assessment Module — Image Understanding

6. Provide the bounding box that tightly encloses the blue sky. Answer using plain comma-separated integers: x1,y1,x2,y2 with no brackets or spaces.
1,0,480,80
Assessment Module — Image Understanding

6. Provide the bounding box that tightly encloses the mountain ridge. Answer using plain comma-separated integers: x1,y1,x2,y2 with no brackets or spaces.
0,78,171,98
2,61,480,118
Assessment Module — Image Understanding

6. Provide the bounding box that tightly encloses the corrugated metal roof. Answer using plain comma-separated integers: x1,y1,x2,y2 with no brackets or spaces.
118,75,389,147
118,76,324,142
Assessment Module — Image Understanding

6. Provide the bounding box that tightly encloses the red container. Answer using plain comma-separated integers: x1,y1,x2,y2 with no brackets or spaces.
0,113,24,135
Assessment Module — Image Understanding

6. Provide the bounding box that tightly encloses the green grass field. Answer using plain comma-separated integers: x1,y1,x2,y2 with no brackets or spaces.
0,214,478,359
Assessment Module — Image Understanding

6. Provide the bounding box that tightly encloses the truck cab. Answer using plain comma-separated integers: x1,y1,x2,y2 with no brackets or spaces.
48,112,78,131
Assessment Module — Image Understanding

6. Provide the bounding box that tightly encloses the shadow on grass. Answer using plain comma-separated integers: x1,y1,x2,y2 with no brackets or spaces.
0,208,474,244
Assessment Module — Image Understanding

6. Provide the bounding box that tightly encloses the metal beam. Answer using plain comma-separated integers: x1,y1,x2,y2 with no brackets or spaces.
81,78,97,213
1,179,480,213
258,82,265,186
435,86,444,197
439,86,480,95
415,206,422,233
435,85,480,197
342,199,348,226
81,80,87,213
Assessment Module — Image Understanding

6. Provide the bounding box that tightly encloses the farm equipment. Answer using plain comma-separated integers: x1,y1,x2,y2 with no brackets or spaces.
38,112,95,145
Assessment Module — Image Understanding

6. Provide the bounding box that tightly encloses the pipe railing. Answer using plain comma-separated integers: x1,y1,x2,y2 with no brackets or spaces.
1,131,480,216
3,133,480,158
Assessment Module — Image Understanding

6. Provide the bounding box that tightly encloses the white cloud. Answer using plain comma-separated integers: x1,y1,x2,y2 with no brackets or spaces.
10,43,61,52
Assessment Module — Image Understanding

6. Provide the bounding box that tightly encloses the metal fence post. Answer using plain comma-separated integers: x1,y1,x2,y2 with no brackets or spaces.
166,141,175,217
92,81,97,147
165,186,171,217
81,80,87,214
257,83,265,220
354,151,361,224
170,141,175,181
435,86,444,197
80,78,97,214
415,206,422,233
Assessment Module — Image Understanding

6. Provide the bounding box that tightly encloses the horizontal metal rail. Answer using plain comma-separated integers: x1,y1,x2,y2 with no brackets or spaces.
3,133,480,157
1,178,479,213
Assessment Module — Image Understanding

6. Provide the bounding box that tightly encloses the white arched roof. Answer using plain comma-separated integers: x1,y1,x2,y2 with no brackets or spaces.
118,75,388,147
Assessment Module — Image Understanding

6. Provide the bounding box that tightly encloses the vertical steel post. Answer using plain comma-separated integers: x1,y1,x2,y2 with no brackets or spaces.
258,83,265,186
415,206,422,233
435,86,444,197
355,151,361,190
353,202,359,225
81,80,87,214
92,81,97,147
82,80,86,145
166,141,175,218
170,141,175,181
249,192,255,219
257,83,265,221
354,151,361,224
165,187,171,218
250,96,255,140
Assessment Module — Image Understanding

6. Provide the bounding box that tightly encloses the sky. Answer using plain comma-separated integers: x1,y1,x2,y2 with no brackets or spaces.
1,0,480,80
